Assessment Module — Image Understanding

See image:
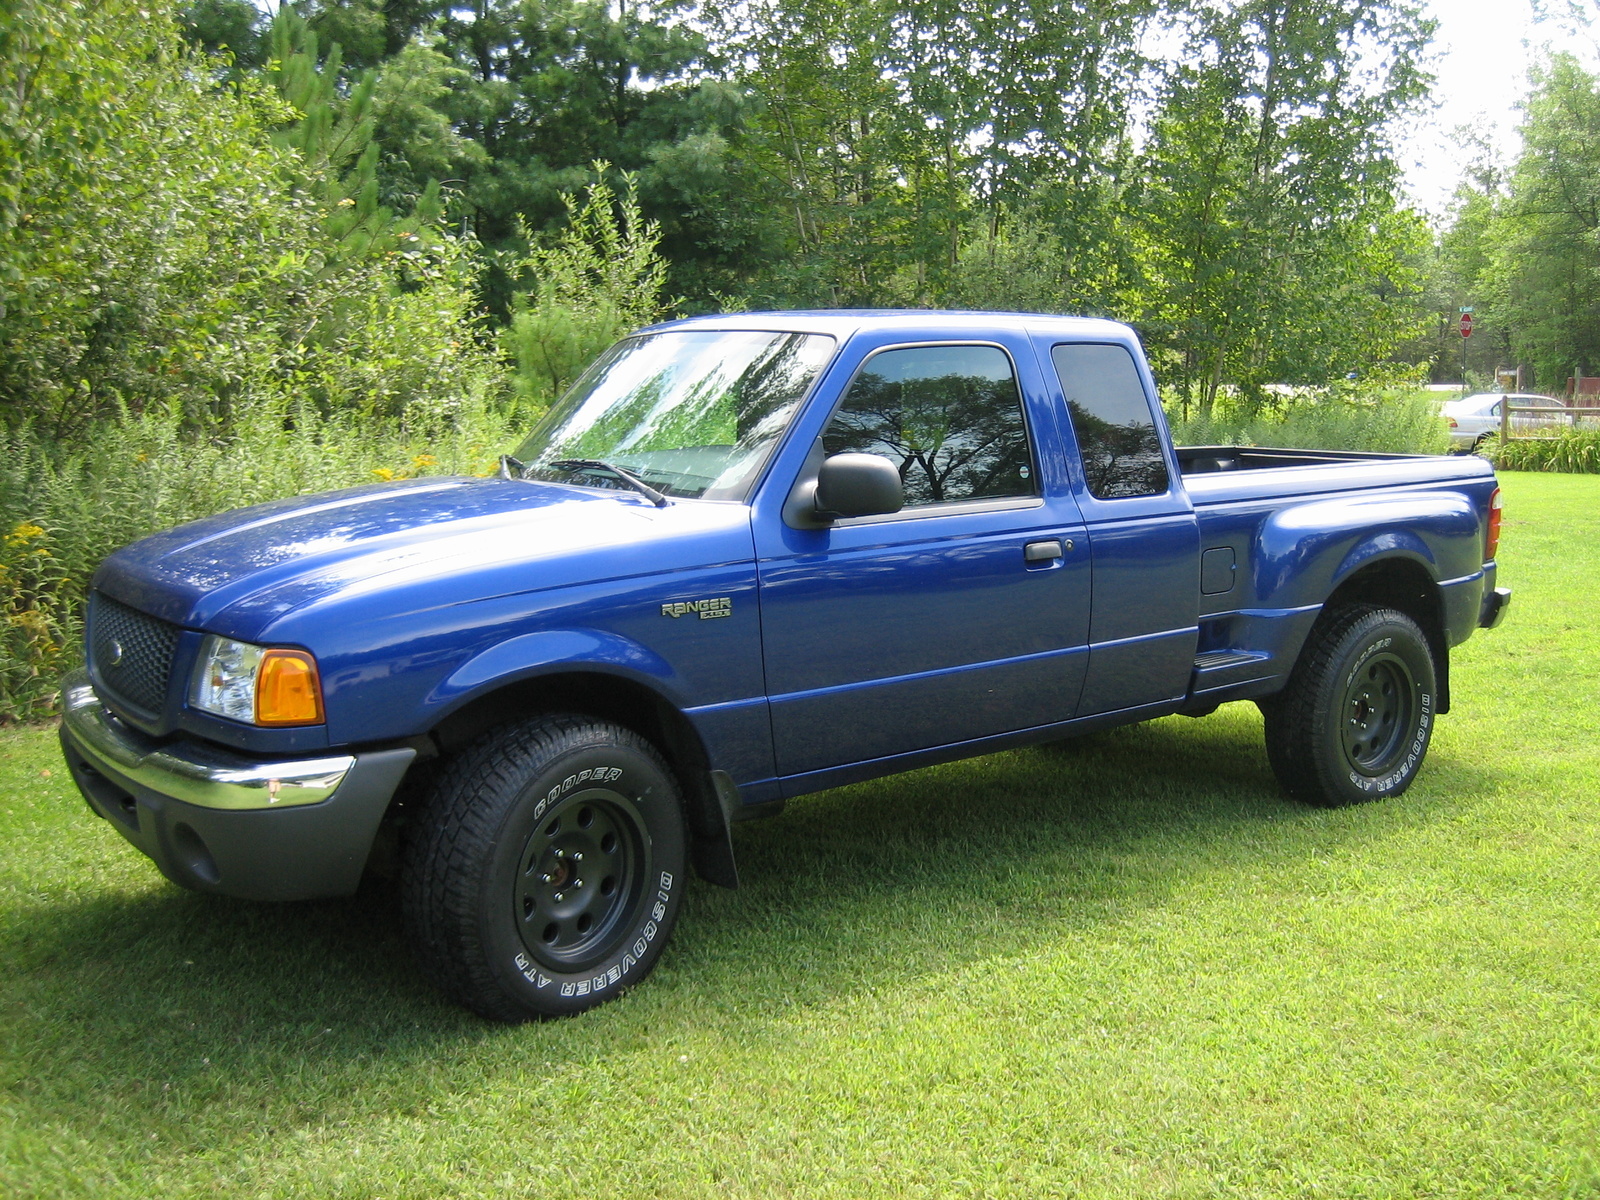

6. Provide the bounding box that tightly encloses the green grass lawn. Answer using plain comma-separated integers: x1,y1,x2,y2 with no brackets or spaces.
3,473,1598,1198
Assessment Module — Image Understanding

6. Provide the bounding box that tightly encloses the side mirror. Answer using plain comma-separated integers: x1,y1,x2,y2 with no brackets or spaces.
814,453,903,520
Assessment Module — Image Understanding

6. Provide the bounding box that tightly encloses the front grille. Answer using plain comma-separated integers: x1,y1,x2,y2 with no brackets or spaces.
90,593,180,715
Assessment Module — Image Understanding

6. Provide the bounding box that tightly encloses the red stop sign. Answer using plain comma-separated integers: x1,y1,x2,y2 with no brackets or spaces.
1460,313,1474,338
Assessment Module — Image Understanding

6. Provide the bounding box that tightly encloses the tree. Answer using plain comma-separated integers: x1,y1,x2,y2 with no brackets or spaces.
1479,55,1600,389
1130,0,1435,415
702,0,1155,308
502,168,671,406
422,0,746,312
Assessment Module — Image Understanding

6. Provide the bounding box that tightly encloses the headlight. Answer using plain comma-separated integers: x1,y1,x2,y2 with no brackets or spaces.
191,636,325,726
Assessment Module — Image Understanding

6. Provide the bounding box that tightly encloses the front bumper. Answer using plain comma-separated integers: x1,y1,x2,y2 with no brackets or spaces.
59,671,415,900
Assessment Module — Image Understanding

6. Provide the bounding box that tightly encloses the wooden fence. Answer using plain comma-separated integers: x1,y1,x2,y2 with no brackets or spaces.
1500,403,1600,441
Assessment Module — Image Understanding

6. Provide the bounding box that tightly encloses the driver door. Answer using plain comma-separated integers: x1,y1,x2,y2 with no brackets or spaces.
755,336,1092,784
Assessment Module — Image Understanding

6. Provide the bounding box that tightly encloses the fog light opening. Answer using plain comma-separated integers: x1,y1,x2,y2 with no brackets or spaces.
172,823,220,885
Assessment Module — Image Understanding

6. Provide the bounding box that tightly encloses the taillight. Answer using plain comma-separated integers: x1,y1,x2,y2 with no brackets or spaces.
1448,418,1458,428
1485,487,1502,561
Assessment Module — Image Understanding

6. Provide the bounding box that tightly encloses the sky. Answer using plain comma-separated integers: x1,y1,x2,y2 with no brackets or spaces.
1399,0,1600,217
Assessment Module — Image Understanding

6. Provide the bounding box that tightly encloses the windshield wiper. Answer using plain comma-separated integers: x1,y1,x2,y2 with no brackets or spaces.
547,459,672,507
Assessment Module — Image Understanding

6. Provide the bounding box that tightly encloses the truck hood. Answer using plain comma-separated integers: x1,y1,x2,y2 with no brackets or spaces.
93,476,710,636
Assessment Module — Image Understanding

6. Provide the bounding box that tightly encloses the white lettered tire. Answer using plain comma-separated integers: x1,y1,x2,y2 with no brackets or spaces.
1261,605,1438,808
402,714,687,1019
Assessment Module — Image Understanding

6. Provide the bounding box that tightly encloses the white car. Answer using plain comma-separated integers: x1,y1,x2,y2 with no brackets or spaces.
1442,392,1573,452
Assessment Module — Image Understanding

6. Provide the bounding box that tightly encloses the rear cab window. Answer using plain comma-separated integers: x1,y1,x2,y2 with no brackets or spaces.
1050,343,1169,499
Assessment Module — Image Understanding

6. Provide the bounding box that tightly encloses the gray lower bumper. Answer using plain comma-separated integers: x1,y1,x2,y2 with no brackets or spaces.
1480,586,1512,630
60,672,415,900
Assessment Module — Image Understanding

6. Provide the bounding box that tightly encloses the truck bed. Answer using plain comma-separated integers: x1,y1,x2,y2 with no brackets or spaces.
1177,444,1495,507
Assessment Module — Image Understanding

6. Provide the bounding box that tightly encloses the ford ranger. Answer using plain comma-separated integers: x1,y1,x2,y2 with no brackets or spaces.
59,311,1511,1018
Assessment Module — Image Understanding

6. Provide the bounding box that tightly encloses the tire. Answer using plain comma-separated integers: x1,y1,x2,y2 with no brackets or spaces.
401,714,687,1020
1260,605,1438,808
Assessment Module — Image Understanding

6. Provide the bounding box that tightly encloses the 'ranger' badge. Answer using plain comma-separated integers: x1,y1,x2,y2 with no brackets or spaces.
661,597,732,620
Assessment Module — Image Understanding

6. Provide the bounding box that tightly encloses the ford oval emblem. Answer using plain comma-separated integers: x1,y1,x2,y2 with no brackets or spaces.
107,639,124,667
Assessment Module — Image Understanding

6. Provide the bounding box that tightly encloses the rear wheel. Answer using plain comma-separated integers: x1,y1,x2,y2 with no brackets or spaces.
1261,605,1437,808
402,714,686,1019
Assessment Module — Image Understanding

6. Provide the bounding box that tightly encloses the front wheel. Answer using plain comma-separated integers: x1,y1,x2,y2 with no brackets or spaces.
1260,605,1437,808
401,714,687,1019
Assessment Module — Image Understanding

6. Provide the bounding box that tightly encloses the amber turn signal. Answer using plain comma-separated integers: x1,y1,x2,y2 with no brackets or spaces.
254,649,325,726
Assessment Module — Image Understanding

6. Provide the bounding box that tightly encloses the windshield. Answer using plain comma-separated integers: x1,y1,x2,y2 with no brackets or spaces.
511,330,837,501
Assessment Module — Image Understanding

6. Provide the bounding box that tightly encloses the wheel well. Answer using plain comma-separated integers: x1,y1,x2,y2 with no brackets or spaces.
423,672,733,883
1322,558,1450,713
432,671,709,776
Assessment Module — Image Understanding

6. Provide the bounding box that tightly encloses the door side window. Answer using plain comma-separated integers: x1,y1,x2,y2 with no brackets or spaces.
1051,343,1169,500
821,344,1035,506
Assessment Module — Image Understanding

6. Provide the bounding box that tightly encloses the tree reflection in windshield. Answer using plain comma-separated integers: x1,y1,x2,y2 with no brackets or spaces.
514,330,836,500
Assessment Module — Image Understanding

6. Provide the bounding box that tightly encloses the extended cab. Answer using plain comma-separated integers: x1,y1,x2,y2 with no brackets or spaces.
59,312,1510,1018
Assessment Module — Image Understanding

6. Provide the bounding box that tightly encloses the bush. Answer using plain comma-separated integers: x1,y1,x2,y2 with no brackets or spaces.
0,0,506,436
502,170,672,408
1486,429,1600,473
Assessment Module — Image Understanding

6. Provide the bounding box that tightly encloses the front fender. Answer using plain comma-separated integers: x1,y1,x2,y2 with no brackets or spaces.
420,627,749,889
424,627,684,716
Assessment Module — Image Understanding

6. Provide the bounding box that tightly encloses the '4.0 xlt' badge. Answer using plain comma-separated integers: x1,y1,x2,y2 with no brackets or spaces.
661,597,732,620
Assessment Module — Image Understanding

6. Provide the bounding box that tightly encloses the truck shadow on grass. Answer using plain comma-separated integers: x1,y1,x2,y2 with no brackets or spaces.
5,709,1493,1154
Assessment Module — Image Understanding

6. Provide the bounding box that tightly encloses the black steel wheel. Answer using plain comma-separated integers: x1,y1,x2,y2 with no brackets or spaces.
515,789,646,971
1339,650,1416,777
402,714,686,1020
1261,605,1438,807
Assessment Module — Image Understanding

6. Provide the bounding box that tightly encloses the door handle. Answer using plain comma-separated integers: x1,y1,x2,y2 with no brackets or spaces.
1024,538,1071,562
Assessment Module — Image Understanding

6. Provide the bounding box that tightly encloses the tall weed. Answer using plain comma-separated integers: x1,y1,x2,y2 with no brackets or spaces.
1165,388,1449,455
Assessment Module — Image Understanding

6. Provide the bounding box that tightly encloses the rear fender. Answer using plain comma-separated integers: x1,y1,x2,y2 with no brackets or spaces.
1255,492,1478,611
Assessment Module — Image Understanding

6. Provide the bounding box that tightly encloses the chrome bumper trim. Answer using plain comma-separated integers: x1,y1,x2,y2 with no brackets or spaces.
61,671,353,811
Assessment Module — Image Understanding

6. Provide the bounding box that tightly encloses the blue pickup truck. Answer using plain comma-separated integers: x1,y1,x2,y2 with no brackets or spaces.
60,311,1510,1018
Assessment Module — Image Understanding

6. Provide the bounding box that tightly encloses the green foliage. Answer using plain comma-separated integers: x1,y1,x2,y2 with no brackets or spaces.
267,5,446,260
0,0,505,437
502,169,672,408
417,0,743,312
1132,0,1435,416
706,0,1152,309
1166,386,1450,455
1488,429,1600,473
0,397,524,719
1459,56,1600,391
178,0,266,68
